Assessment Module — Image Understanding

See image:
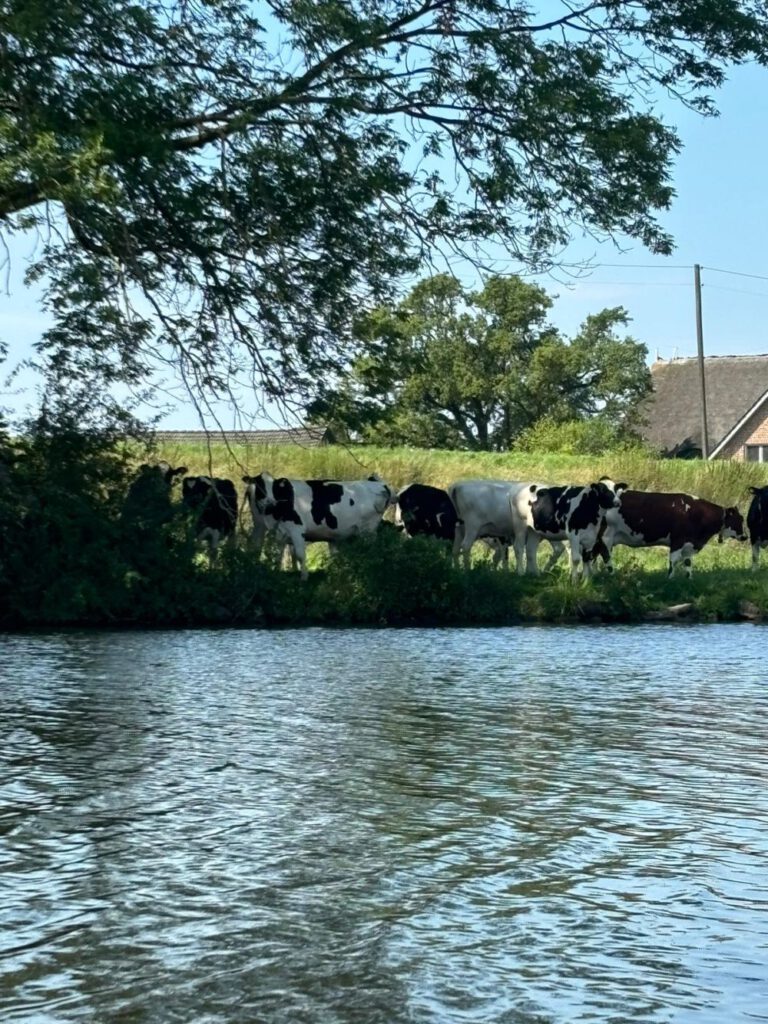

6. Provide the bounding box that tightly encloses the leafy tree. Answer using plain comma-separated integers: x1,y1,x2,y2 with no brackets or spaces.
310,274,651,449
2,1,767,419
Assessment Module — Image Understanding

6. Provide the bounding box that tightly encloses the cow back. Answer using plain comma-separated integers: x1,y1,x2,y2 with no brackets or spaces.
397,483,457,541
616,490,722,543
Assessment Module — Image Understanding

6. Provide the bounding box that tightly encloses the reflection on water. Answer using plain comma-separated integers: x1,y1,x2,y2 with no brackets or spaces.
1,625,768,1023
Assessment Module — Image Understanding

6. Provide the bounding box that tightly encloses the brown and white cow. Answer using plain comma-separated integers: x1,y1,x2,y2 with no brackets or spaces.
594,490,747,577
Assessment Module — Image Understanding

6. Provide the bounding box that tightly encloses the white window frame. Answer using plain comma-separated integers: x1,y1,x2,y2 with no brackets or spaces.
745,444,768,463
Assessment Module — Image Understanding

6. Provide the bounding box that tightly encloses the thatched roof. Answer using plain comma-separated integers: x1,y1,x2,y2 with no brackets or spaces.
640,355,768,456
153,425,332,447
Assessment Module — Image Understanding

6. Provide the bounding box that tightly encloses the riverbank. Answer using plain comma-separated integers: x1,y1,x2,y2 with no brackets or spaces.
3,442,768,630
4,530,766,629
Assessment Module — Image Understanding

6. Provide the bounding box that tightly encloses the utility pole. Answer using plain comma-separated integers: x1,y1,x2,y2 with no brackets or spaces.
694,263,710,459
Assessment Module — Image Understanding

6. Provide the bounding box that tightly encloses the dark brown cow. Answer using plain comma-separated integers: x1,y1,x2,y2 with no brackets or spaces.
593,490,746,578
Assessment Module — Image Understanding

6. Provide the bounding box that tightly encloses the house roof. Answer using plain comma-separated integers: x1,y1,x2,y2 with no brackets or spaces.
153,425,331,447
640,355,768,456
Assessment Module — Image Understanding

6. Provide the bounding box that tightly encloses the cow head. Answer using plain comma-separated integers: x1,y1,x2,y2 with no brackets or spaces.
599,476,628,503
593,480,623,509
720,506,747,543
181,475,213,507
140,462,187,487
242,471,274,512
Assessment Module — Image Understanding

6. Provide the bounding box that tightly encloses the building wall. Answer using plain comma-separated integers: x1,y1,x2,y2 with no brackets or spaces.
717,405,768,460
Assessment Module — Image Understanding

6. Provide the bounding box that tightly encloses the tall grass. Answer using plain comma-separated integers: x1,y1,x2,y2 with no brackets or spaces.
156,441,768,508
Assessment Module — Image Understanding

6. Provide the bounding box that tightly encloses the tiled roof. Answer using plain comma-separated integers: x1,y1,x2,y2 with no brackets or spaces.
153,426,331,447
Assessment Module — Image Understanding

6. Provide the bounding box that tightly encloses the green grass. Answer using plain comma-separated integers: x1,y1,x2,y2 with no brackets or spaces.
156,441,768,508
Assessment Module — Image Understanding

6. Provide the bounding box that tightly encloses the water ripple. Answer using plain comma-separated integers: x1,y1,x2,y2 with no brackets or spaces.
1,624,768,1022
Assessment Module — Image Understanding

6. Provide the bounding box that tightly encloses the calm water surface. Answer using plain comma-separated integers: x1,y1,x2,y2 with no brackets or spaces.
1,625,768,1023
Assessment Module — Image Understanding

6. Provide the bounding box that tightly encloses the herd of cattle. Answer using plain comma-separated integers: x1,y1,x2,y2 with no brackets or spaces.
131,462,768,580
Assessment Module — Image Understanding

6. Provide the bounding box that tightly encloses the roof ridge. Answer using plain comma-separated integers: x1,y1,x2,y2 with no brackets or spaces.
654,353,768,364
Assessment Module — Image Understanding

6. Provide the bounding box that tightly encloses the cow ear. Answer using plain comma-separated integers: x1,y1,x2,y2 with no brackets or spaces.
750,486,760,495
174,466,188,477
617,482,628,493
528,484,537,494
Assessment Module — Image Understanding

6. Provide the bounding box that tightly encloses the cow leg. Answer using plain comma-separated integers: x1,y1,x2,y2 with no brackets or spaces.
600,545,615,574
512,532,526,575
752,542,761,571
207,528,221,562
542,540,565,574
581,546,596,579
568,535,584,581
458,523,479,569
491,541,508,570
452,521,465,566
251,520,267,557
287,530,308,581
500,542,510,570
525,530,543,576
278,540,297,571
668,543,691,578
681,542,695,578
592,524,614,574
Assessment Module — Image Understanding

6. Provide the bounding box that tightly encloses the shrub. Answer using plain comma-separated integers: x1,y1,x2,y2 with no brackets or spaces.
514,417,652,456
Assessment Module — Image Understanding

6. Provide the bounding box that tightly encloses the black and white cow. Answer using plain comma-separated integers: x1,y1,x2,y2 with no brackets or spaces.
396,483,457,542
747,486,768,570
182,476,238,554
396,482,511,567
594,489,747,577
521,478,627,580
242,472,396,579
449,479,565,573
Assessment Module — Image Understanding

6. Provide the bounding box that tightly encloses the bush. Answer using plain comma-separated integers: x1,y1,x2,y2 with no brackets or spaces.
514,417,652,456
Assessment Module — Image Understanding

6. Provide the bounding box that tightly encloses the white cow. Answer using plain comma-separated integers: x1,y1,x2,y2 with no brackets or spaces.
242,471,396,579
448,479,564,574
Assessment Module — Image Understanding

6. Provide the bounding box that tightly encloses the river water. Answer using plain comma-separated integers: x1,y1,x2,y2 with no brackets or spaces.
1,625,767,1023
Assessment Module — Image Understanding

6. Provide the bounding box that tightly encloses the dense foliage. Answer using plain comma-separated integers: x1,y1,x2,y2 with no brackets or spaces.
3,1,768,418
309,274,651,449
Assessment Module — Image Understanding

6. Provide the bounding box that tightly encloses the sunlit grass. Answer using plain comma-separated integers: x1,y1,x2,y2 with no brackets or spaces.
154,441,768,508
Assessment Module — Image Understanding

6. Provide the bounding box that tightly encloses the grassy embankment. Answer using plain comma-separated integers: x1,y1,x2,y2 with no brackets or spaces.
148,441,768,625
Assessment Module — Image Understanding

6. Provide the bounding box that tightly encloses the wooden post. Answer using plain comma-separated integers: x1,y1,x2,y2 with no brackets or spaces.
694,264,710,459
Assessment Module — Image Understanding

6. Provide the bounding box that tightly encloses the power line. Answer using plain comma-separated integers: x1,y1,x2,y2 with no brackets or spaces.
593,262,690,270
586,280,690,287
703,265,768,283
702,283,768,299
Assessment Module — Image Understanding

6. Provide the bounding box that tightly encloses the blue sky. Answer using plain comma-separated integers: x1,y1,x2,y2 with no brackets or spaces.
2,61,768,428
